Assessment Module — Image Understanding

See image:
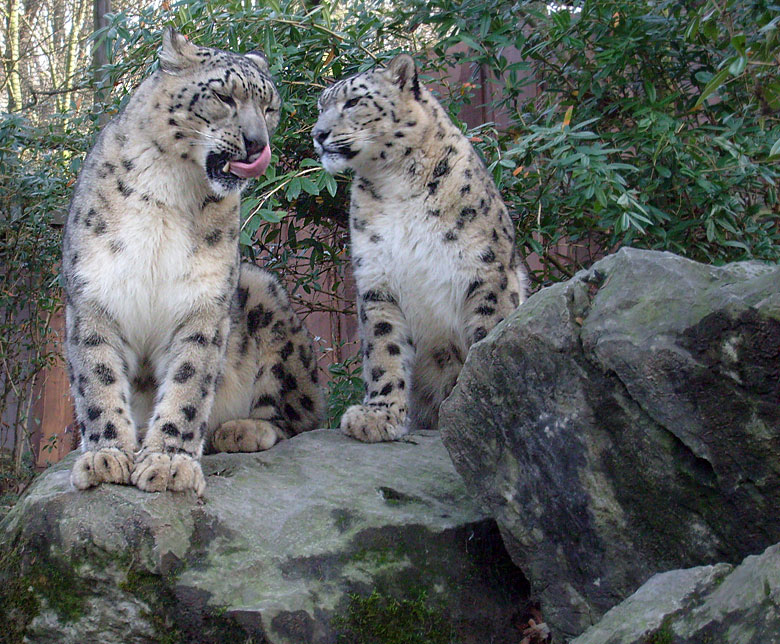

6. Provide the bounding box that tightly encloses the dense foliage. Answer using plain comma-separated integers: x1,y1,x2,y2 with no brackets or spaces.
82,0,780,283
413,0,780,277
0,0,778,454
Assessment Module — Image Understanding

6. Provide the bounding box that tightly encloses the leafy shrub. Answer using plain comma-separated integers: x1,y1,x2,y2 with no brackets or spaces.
414,0,780,282
95,0,778,285
326,355,364,429
0,111,89,470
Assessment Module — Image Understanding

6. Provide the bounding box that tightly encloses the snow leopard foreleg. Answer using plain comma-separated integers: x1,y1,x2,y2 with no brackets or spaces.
68,304,136,489
340,289,413,442
130,311,231,495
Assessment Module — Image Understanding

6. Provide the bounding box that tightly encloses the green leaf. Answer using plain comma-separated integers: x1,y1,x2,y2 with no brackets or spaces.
241,197,260,220
323,172,338,197
300,177,320,195
730,34,746,56
684,16,700,41
240,230,254,247
551,8,571,30
457,34,484,52
701,17,718,40
526,236,543,254
706,219,716,242
260,210,285,223
627,213,647,234
285,177,302,200
769,137,780,158
759,15,780,35
728,55,746,76
479,14,491,39
643,81,657,103
693,67,730,110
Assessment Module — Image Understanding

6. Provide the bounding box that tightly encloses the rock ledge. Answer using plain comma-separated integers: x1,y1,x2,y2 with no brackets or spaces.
1,430,527,644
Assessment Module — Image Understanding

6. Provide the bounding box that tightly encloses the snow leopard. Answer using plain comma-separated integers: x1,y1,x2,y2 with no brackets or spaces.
313,54,527,442
63,29,323,495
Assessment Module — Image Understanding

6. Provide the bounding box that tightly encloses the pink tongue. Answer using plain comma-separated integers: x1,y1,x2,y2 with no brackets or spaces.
228,145,271,179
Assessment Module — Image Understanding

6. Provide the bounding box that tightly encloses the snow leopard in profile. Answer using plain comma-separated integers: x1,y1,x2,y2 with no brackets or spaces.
63,29,323,495
313,54,527,442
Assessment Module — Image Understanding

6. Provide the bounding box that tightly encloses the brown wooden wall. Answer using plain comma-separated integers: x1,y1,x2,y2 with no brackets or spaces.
30,311,76,468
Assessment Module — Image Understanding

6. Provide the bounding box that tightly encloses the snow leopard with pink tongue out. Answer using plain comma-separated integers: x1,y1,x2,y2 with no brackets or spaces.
62,29,323,496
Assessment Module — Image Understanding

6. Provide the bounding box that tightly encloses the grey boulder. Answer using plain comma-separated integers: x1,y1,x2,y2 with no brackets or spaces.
440,247,780,641
572,541,780,644
0,429,528,643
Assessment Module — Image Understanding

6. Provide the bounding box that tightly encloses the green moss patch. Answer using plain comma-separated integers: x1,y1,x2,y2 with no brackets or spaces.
0,546,40,644
118,566,185,644
350,543,406,567
0,539,90,644
644,618,674,644
333,589,453,644
0,538,255,644
119,563,258,644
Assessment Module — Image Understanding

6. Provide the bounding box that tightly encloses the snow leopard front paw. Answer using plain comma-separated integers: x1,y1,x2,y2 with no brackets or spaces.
340,404,408,443
131,451,205,496
212,419,281,453
71,448,133,490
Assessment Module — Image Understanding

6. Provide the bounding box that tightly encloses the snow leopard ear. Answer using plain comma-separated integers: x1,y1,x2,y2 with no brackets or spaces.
245,50,271,76
159,28,200,74
387,54,421,101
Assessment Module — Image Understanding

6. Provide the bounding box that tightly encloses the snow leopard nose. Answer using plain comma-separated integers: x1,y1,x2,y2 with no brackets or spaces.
243,134,266,158
313,127,329,145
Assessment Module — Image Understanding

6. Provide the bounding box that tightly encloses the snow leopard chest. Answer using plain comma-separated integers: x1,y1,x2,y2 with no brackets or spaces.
351,202,475,339
78,207,230,355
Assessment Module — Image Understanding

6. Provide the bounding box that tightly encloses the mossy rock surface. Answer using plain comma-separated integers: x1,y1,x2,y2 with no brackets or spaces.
0,430,528,643
440,248,780,642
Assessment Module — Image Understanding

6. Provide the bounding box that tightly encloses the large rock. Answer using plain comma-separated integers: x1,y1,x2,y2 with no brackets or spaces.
0,430,528,644
440,248,780,641
572,542,780,644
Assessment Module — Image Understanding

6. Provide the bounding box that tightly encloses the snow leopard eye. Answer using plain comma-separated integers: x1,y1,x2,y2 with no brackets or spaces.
343,97,360,109
214,92,236,107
